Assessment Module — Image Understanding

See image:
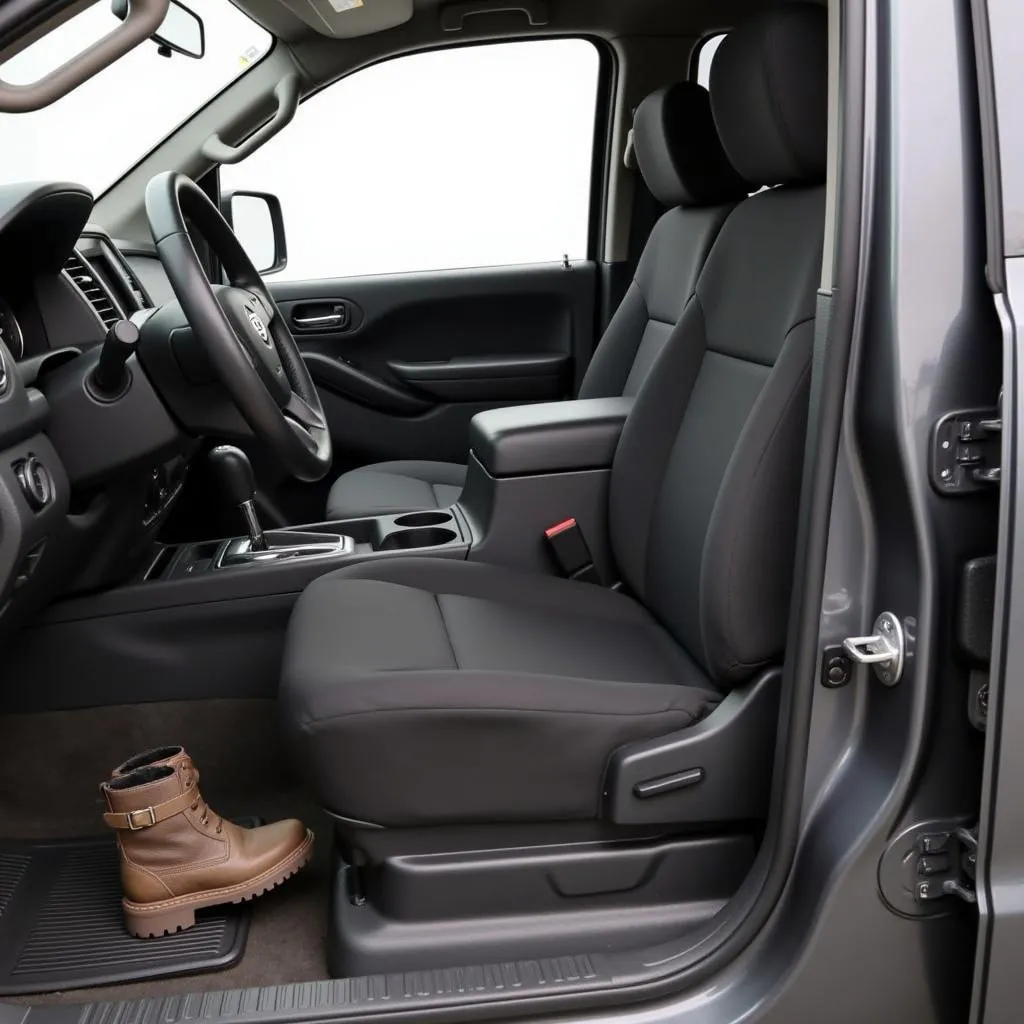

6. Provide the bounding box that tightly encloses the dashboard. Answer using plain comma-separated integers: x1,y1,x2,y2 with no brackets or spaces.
0,182,190,642
0,295,24,360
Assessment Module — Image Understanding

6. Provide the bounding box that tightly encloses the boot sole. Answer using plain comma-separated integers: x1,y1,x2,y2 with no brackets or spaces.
122,829,315,938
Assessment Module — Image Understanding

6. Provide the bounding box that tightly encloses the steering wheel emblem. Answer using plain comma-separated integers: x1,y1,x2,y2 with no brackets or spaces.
245,303,270,344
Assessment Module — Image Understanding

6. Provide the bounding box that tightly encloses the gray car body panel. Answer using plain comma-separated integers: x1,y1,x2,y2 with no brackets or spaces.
969,0,1024,1020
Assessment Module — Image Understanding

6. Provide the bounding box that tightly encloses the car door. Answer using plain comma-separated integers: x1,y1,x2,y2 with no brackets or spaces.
967,0,1024,1020
219,38,607,508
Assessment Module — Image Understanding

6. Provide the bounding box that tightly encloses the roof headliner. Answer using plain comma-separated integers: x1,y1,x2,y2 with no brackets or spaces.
232,0,770,45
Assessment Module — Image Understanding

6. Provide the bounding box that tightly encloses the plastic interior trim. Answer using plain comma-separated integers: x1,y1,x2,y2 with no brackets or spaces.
0,0,170,113
202,72,301,164
603,669,781,825
440,1,550,32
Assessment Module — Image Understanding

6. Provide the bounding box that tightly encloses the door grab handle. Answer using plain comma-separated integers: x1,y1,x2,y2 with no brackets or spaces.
294,313,345,327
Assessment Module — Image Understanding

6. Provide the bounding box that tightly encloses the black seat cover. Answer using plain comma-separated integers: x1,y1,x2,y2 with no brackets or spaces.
281,4,828,829
324,82,748,520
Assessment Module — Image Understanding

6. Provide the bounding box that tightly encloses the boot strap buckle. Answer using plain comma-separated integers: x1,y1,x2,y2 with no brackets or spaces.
126,806,157,830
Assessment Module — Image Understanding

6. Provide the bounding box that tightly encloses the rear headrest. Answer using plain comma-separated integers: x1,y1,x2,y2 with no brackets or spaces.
633,82,751,209
710,3,828,187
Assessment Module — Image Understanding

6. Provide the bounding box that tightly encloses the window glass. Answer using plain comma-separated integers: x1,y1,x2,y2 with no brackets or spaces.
0,0,271,194
221,39,601,279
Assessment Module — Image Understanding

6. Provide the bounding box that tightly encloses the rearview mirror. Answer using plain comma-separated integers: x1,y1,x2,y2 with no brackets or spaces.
222,191,288,276
111,0,205,59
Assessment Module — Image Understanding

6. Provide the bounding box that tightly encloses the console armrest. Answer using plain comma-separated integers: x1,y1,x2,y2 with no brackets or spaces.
469,397,634,476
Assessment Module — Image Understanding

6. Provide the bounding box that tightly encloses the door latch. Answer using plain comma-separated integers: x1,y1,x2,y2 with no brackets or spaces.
879,819,978,916
842,611,905,685
931,405,1002,495
915,826,978,905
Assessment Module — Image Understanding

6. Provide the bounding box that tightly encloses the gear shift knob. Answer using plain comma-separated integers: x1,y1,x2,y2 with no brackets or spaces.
209,445,255,506
209,445,267,551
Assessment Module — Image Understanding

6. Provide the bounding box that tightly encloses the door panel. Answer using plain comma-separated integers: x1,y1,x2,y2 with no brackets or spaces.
267,261,596,471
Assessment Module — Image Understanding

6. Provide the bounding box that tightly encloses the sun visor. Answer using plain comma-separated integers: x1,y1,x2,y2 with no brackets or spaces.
279,0,414,38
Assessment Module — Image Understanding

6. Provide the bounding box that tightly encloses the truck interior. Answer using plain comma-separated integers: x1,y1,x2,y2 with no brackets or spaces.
0,0,998,1020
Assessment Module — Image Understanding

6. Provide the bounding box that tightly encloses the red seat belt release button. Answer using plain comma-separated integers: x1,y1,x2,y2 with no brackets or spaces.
544,518,601,584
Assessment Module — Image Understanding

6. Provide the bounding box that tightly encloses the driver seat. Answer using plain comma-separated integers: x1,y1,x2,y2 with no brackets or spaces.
321,79,751,521
281,4,827,835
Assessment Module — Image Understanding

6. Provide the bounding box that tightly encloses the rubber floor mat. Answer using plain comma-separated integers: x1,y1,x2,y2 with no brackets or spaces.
0,829,253,995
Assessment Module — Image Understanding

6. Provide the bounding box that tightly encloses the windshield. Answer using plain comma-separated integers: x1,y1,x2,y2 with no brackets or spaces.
0,0,272,195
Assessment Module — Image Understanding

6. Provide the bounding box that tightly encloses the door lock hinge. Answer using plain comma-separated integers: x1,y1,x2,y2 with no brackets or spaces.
842,611,906,685
932,405,1002,495
879,819,978,917
915,826,978,905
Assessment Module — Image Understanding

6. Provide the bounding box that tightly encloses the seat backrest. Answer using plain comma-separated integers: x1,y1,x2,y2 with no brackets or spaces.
609,3,829,689
580,82,749,400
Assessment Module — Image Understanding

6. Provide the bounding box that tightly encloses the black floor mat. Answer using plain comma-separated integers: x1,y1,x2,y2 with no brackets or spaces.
0,830,253,995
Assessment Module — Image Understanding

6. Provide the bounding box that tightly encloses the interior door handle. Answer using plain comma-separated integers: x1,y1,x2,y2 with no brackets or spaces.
290,301,352,333
294,313,345,327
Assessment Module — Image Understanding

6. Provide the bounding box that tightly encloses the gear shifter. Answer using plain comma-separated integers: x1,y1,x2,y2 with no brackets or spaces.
208,446,267,552
206,445,352,569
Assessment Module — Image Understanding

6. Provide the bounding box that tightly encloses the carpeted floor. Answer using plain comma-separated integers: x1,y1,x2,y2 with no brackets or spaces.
0,700,332,1005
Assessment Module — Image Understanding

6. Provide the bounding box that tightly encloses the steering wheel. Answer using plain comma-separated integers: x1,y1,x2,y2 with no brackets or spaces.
144,171,332,482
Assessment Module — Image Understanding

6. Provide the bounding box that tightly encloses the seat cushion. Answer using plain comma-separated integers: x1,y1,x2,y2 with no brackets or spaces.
325,460,467,520
281,558,720,827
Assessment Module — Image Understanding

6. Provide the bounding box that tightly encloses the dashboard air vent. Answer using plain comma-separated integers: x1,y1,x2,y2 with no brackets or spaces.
63,251,122,329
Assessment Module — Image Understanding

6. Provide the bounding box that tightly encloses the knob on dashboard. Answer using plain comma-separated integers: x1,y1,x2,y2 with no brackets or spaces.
14,454,53,512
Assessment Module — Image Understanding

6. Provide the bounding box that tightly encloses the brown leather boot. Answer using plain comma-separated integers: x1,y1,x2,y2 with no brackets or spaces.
111,745,188,778
101,752,313,938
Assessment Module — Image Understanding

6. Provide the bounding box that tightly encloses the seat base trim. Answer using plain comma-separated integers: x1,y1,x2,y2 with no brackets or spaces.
327,832,755,977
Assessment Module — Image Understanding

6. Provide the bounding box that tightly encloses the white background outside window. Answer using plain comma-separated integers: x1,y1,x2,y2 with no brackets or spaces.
221,39,600,281
696,33,726,89
0,0,270,194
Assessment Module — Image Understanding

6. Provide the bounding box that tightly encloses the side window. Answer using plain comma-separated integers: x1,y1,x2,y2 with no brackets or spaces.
695,33,727,89
221,39,601,280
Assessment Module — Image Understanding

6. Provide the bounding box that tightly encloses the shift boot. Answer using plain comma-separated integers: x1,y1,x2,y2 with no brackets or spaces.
101,753,313,938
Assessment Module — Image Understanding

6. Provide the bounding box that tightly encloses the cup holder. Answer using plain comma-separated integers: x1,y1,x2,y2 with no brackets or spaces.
394,511,454,528
380,527,458,551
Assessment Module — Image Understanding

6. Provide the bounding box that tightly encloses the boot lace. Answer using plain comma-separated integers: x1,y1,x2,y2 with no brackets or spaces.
183,764,224,834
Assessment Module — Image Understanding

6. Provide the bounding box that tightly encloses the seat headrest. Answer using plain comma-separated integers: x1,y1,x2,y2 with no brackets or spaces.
633,82,751,209
710,3,828,187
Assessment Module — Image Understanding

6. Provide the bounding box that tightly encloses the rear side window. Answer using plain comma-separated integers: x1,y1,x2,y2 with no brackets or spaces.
222,38,601,280
696,33,727,88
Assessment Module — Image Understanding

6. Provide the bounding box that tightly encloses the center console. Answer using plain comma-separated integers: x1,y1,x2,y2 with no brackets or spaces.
151,510,468,581
457,395,633,578
145,444,470,584
3,398,633,713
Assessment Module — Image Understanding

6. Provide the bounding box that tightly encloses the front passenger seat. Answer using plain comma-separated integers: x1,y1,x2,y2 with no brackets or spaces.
282,3,827,833
323,81,750,520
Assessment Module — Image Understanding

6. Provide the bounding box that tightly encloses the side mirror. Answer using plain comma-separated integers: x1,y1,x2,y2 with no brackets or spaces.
222,191,288,276
111,0,205,59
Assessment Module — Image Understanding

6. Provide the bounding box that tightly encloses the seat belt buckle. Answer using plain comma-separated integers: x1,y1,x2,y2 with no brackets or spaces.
544,518,602,584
